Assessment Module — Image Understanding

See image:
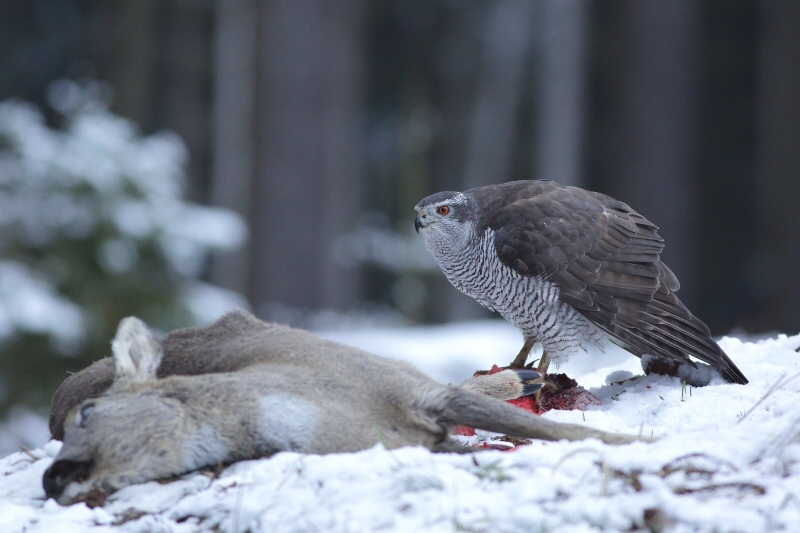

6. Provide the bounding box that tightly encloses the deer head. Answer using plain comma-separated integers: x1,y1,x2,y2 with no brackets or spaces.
43,317,192,505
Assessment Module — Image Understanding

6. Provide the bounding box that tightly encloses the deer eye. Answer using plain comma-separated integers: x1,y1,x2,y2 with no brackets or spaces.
437,205,450,215
79,403,95,426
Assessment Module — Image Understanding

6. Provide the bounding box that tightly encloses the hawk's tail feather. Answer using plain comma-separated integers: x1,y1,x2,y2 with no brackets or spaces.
600,319,748,385
588,264,749,385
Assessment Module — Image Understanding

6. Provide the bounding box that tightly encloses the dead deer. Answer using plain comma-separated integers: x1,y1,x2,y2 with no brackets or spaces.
44,310,646,505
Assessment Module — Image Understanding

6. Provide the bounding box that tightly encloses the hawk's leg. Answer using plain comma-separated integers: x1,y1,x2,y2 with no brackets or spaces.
508,338,535,369
533,352,550,411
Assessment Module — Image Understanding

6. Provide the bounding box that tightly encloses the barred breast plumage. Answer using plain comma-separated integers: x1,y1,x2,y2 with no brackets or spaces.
428,226,603,366
414,180,748,385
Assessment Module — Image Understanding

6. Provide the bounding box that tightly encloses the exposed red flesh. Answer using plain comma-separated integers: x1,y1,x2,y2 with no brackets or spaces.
456,369,600,442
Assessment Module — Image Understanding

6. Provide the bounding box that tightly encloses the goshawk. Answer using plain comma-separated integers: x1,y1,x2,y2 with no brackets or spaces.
414,180,747,385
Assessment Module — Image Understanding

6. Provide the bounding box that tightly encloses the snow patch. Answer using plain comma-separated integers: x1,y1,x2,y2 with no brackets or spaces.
2,323,800,532
0,261,84,352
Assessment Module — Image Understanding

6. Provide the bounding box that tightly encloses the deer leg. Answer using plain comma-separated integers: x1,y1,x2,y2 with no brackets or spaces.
441,386,650,445
508,338,535,369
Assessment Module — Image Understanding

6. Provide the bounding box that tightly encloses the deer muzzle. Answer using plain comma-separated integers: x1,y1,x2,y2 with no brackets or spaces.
43,459,93,500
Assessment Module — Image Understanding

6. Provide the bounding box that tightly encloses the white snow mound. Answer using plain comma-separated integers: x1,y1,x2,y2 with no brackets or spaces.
3,322,800,533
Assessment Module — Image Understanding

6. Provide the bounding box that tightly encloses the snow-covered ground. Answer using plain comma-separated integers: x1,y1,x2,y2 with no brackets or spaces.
3,320,800,533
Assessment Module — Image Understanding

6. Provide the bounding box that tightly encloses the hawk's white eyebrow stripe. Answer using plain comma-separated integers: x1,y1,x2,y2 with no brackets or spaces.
430,193,468,208
416,192,468,211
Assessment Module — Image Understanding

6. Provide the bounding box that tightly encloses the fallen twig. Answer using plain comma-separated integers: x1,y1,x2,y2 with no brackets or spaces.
737,371,800,424
20,446,40,462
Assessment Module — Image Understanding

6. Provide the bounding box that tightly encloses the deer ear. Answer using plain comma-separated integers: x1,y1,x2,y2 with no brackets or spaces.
111,317,163,383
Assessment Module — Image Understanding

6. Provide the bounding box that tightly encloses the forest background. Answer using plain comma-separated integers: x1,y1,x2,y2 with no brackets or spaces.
0,0,798,452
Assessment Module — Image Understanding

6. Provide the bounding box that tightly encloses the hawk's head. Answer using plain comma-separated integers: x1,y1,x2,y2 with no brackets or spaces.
414,191,476,251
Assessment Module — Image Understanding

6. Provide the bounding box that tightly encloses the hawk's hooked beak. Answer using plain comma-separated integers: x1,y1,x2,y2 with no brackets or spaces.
415,216,423,233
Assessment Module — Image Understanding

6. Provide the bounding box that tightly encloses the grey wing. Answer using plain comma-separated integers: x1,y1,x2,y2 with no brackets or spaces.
485,182,747,385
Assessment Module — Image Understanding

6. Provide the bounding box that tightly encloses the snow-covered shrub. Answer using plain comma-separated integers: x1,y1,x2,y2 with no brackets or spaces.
0,79,247,415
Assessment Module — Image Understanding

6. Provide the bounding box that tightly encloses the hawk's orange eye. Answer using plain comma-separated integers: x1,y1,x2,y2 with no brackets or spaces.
437,205,450,215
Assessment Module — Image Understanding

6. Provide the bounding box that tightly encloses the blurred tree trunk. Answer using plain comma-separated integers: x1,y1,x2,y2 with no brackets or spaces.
424,4,483,323
446,0,533,322
112,0,213,198
209,0,256,296
694,2,758,334
753,0,800,333
252,0,365,314
160,1,214,201
113,0,158,129
462,0,533,190
536,0,588,187
591,0,700,309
